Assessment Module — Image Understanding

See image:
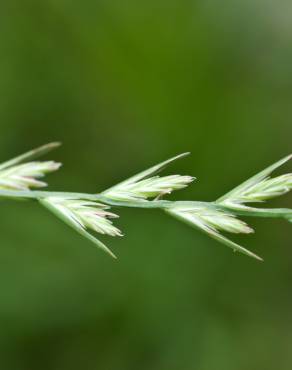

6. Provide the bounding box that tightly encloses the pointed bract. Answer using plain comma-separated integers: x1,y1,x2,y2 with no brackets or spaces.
166,203,261,261
103,153,194,201
217,155,292,220
0,142,61,171
40,197,122,258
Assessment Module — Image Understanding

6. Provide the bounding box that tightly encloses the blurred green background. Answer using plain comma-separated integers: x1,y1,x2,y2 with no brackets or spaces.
0,1,292,369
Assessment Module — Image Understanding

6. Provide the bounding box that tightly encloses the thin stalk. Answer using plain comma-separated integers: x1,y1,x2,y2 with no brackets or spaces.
0,189,290,220
0,189,172,208
218,205,292,220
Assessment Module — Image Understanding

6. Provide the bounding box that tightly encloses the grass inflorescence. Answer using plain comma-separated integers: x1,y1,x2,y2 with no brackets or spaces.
0,143,291,261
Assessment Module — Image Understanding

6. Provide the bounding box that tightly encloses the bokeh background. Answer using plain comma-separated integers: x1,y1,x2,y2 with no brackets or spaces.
0,1,292,369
